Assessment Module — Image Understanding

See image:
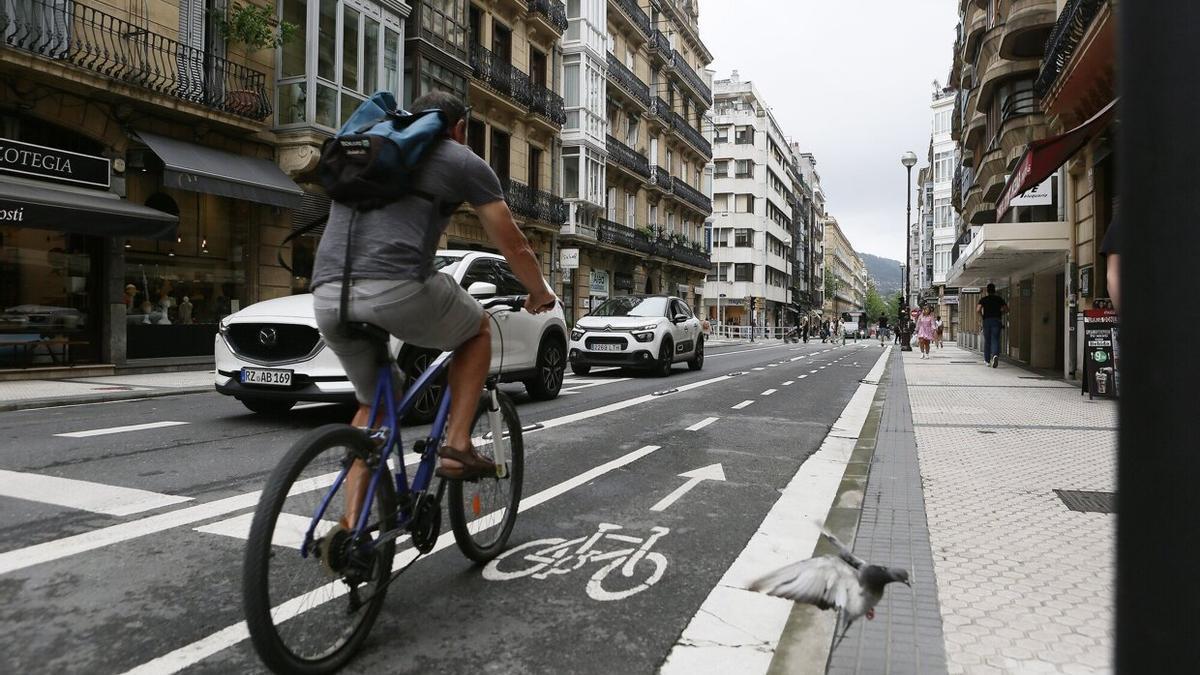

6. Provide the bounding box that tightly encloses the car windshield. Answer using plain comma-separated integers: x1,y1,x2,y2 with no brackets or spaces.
432,255,464,275
590,296,668,318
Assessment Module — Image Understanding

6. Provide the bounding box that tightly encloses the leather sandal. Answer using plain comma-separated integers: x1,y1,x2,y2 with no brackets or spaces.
435,445,496,480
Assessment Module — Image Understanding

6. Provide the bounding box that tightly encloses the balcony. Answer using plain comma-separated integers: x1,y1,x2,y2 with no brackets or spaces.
670,49,712,104
648,29,671,64
598,218,653,254
662,241,711,270
0,0,272,121
506,179,567,226
648,96,671,129
672,176,712,215
606,52,650,108
610,0,652,40
529,80,567,125
669,110,713,159
649,165,672,192
605,134,650,179
1036,0,1103,98
561,220,598,240
471,43,532,109
1000,0,1056,59
527,0,568,34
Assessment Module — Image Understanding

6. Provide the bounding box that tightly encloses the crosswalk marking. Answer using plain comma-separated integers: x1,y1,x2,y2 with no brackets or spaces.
0,470,192,516
55,421,189,438
195,512,337,550
686,417,719,432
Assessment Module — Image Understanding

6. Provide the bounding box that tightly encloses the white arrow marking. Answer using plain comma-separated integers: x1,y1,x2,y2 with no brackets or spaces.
650,464,726,512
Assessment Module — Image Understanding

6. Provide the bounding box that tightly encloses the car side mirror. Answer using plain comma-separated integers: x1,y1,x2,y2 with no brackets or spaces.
467,281,498,298
672,313,688,324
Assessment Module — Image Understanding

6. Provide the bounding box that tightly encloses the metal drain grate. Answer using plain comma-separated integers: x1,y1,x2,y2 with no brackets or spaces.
1055,489,1116,514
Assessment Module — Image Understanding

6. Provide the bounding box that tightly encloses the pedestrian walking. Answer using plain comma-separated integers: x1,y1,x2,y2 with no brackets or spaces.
801,316,810,343
977,283,1009,367
878,315,889,346
916,305,937,358
934,315,944,348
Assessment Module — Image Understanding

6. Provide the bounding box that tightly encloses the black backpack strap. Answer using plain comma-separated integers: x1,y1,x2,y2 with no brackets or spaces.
338,210,358,333
276,213,328,274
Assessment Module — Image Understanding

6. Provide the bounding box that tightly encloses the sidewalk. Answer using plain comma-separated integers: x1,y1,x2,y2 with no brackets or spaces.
0,370,214,412
789,343,1116,673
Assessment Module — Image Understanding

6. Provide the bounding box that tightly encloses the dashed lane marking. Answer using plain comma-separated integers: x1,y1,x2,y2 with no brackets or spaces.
54,421,189,438
731,400,754,410
781,381,794,386
686,417,719,432
0,470,192,516
761,389,777,396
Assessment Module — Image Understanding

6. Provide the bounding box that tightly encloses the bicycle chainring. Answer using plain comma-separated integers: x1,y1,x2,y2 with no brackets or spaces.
409,495,441,554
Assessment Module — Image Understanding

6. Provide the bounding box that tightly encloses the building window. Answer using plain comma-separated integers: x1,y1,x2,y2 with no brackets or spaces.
735,159,753,178
714,126,729,144
735,194,755,214
735,126,754,145
714,160,728,177
625,192,637,228
468,118,487,158
734,263,753,281
528,145,543,193
277,0,405,129
420,0,467,52
490,128,510,185
934,151,954,184
734,228,753,247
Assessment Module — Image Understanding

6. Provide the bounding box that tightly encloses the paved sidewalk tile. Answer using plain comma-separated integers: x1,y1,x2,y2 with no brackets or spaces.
907,345,1116,675
0,370,213,405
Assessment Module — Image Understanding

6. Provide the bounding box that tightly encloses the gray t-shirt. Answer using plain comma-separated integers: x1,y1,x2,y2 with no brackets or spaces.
311,139,504,287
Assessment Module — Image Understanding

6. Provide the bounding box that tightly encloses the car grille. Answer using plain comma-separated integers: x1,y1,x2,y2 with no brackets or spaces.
226,323,321,362
585,336,629,350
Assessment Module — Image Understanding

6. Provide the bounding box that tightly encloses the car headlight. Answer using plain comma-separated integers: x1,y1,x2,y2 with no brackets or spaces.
633,331,655,342
636,323,659,331
218,319,230,337
571,329,584,341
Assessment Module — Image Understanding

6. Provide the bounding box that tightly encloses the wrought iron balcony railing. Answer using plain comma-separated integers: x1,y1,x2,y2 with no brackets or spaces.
649,165,672,191
665,242,711,269
1034,0,1104,98
529,79,567,124
0,0,272,120
649,29,671,56
598,217,653,254
606,52,650,108
649,96,670,120
506,179,567,225
669,110,713,158
670,49,712,104
612,0,652,38
605,134,651,179
470,43,532,107
672,176,712,214
528,0,568,33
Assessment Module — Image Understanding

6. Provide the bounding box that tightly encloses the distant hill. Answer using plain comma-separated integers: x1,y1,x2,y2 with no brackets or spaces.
859,253,904,296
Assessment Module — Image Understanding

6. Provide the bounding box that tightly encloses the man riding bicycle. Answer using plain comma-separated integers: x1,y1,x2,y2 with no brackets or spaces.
310,91,557,522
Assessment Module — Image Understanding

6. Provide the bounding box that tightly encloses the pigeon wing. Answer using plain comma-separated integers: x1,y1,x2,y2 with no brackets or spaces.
749,556,859,611
821,529,866,570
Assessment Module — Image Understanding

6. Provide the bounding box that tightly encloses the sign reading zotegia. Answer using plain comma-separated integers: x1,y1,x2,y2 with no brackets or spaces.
0,137,111,189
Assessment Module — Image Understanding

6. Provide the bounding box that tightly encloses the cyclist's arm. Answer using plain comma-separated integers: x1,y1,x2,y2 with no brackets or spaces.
474,199,556,312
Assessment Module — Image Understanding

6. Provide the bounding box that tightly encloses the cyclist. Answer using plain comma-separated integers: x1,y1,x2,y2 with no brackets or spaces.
310,91,557,524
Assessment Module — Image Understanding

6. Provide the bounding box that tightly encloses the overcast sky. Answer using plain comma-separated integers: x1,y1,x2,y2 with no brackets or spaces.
699,0,958,261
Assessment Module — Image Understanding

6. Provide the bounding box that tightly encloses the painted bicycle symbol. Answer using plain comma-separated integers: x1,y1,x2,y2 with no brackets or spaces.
482,523,670,601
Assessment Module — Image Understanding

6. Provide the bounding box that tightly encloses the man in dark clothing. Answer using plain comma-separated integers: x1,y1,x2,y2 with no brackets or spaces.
977,283,1009,367
878,315,889,346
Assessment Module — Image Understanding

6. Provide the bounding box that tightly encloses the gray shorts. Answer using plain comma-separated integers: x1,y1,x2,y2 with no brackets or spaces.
313,275,484,404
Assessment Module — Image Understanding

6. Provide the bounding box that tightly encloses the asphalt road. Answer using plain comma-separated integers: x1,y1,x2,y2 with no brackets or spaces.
0,338,885,674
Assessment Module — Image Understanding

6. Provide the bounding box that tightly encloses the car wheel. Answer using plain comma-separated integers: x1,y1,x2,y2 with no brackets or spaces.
654,338,674,377
240,398,295,416
525,336,566,401
400,348,445,425
688,337,705,371
570,363,591,376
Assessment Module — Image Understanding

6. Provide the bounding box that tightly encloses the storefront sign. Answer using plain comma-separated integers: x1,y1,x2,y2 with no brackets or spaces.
960,287,981,294
0,137,110,188
1010,176,1054,206
1082,309,1118,400
676,284,689,296
941,295,959,305
589,270,610,297
560,248,579,270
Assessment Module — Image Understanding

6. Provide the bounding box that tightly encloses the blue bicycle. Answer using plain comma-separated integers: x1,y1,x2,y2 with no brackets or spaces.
242,295,527,674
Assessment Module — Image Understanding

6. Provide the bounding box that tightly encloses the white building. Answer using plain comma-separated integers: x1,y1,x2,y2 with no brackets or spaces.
705,71,796,330
929,89,958,287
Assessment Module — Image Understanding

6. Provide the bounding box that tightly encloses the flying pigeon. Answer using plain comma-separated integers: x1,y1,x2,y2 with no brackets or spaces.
749,529,911,649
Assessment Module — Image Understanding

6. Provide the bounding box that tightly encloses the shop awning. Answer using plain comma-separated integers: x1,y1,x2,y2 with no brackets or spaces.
135,131,304,209
995,99,1117,219
0,177,178,240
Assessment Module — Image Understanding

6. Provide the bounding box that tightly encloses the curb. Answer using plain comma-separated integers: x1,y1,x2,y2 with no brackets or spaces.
0,386,213,413
765,350,893,674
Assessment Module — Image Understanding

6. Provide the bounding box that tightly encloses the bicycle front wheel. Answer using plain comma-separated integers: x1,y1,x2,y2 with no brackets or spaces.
448,391,525,563
243,424,397,675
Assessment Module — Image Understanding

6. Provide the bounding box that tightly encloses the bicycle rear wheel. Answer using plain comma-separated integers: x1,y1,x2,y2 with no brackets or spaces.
447,391,525,563
243,424,397,675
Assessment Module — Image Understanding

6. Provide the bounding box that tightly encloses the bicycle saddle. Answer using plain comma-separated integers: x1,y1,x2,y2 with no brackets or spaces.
339,322,391,343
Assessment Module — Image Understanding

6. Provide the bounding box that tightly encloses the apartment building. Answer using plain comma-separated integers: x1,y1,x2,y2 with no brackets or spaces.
947,0,1114,377
704,71,799,330
795,150,826,315
556,0,713,324
822,217,862,318
0,0,316,370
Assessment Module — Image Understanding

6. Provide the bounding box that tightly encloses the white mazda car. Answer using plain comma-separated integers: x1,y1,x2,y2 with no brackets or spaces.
567,295,704,377
214,251,567,420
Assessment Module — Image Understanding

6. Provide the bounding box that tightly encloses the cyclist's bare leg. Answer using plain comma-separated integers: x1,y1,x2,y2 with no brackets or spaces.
337,404,377,529
442,315,492,470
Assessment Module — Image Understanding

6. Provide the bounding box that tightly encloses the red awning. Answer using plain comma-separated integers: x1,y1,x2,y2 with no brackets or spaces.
995,99,1118,219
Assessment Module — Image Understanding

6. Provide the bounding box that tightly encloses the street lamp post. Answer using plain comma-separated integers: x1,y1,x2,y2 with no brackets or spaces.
718,293,727,338
900,151,918,351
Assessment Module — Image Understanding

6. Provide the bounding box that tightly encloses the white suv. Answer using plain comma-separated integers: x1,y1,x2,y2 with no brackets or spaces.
568,295,704,377
214,251,567,420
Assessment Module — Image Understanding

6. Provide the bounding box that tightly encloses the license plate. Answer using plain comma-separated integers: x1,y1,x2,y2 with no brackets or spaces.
591,343,622,352
241,367,293,386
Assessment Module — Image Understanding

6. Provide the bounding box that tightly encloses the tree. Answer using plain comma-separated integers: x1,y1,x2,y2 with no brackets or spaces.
865,282,896,324
824,268,840,305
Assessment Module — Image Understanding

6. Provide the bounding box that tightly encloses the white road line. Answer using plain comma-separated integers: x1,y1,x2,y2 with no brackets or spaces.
686,417,719,432
122,445,665,675
661,346,893,674
560,377,632,392
291,402,337,410
731,400,754,410
195,512,339,550
799,374,809,379
781,381,794,386
0,470,192,516
767,364,779,368
810,369,819,374
706,345,787,358
760,389,777,396
752,367,765,371
54,421,189,438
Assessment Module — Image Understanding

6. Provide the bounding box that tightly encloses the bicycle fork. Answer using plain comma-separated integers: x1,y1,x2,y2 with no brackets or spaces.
486,384,509,478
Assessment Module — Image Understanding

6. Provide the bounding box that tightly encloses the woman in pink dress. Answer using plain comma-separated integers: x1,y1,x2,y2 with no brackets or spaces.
916,305,937,358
